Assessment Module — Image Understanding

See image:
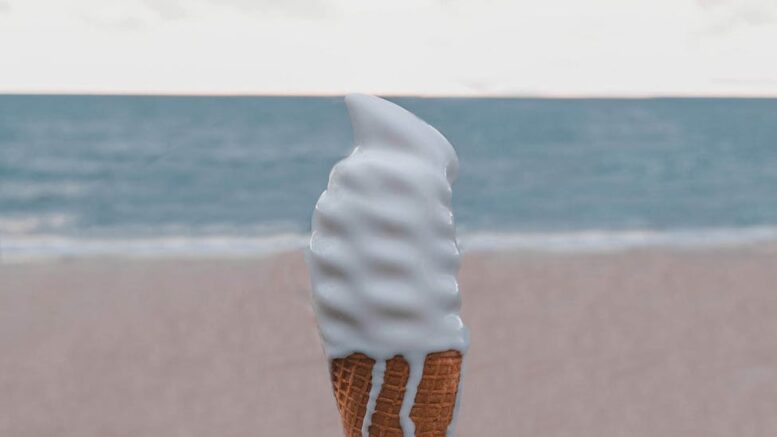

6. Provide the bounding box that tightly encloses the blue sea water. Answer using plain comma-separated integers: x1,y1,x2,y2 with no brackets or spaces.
1,95,777,258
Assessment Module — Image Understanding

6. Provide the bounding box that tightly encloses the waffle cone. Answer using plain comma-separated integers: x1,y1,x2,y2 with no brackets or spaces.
329,350,462,437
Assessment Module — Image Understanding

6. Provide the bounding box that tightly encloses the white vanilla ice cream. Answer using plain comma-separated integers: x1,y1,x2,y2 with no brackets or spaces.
308,94,469,437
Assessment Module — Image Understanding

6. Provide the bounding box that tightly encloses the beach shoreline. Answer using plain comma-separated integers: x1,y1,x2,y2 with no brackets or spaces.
3,227,777,264
2,247,776,436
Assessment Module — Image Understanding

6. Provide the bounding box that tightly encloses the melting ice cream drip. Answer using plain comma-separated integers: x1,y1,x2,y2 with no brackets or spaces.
309,94,469,437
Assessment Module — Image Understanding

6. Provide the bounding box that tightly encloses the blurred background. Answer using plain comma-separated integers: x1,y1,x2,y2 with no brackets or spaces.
1,1,776,436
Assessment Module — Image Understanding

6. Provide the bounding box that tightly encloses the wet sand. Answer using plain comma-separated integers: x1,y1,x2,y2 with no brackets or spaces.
2,247,777,436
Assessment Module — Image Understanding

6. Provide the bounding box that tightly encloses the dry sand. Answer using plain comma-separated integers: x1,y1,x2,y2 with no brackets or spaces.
1,247,776,436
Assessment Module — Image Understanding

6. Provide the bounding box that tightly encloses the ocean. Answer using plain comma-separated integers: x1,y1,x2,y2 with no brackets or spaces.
2,95,777,259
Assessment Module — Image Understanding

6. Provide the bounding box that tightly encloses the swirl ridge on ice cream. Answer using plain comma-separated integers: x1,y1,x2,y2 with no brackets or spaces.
309,94,468,361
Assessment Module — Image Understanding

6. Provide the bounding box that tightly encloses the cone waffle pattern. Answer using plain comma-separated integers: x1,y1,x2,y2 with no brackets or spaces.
330,350,462,437
331,353,376,436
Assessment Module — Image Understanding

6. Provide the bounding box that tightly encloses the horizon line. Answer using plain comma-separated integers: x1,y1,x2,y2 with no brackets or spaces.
3,90,777,99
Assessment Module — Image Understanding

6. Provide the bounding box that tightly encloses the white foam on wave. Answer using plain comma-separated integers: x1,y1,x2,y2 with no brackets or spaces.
0,233,310,263
3,227,777,263
0,214,76,234
459,227,777,253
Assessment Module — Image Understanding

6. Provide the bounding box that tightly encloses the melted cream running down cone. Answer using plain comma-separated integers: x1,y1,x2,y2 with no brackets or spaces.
308,94,469,437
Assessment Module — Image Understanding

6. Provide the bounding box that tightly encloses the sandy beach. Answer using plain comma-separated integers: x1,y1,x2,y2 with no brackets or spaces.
2,247,777,437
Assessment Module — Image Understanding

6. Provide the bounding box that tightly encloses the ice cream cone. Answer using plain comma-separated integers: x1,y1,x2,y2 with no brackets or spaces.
330,350,463,437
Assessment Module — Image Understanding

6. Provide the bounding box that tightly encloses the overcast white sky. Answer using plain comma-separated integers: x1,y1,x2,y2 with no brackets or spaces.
1,0,776,96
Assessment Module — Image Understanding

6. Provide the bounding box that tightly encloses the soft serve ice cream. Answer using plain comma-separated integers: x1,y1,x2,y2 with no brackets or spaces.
308,94,469,437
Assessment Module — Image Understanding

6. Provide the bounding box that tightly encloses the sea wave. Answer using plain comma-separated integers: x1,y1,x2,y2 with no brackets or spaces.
2,227,777,262
0,182,89,201
0,233,310,262
0,214,76,234
459,227,777,253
